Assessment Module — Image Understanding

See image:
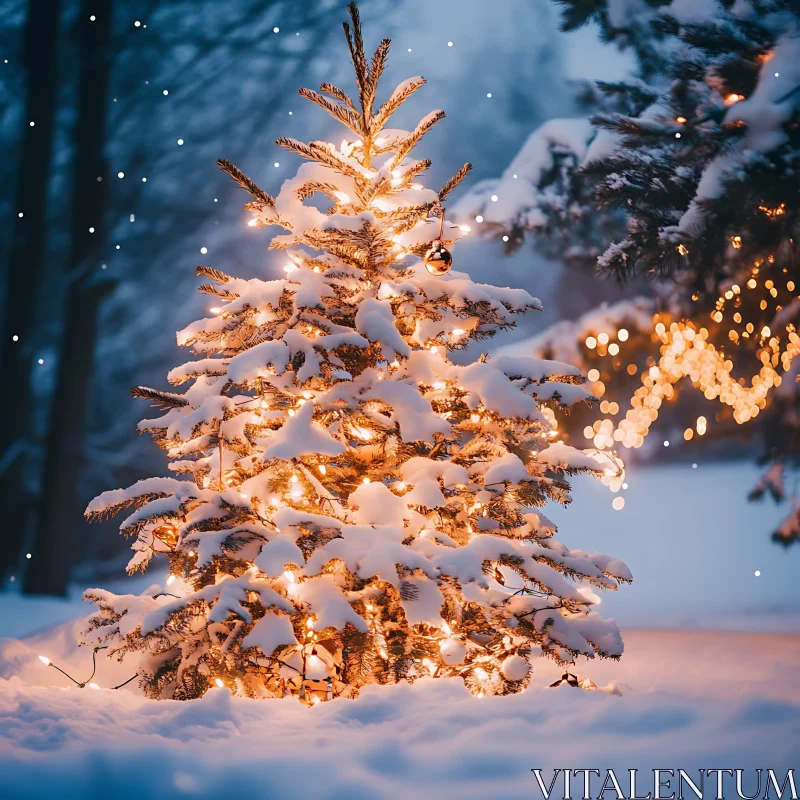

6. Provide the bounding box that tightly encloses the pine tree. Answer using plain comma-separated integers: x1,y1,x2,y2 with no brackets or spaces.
82,4,631,703
457,0,800,540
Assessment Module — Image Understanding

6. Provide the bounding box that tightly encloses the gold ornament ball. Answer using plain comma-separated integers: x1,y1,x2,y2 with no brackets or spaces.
424,240,453,276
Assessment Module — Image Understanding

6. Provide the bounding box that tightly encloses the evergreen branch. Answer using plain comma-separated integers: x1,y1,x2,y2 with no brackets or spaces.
371,77,427,134
364,39,391,116
388,110,445,169
197,285,239,300
319,82,357,111
439,162,473,201
402,159,432,182
131,386,188,408
296,180,345,203
343,3,368,109
216,159,275,206
298,88,363,135
275,137,362,179
196,265,233,284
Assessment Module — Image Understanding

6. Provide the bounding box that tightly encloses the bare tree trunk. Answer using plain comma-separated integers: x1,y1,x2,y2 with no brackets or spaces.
24,1,115,595
0,0,62,581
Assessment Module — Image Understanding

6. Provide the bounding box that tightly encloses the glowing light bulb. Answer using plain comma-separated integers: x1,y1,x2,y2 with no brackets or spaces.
247,219,257,227
318,464,327,475
215,678,225,688
362,477,371,484
475,215,483,223
38,655,51,666
585,336,597,349
166,575,176,586
618,328,629,342
283,570,295,583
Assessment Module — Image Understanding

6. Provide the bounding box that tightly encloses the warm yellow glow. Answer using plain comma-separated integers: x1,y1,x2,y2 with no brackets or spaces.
166,575,176,586
608,343,619,356
283,570,295,583
38,655,51,666
318,464,327,475
598,332,609,345
215,678,225,688
618,329,629,342
591,317,798,449
587,369,600,382
586,336,597,349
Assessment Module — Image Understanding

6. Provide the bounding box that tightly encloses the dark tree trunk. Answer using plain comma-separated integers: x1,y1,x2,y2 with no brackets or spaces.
0,0,62,581
24,1,115,595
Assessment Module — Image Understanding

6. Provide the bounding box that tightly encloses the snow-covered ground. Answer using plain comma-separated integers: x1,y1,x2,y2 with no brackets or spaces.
0,461,797,798
0,629,797,798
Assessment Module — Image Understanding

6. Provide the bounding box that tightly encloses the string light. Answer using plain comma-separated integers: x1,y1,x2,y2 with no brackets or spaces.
582,269,799,451
36,646,136,690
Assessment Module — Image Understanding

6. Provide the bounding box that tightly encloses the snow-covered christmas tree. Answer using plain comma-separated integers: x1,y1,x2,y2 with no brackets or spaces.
82,3,631,703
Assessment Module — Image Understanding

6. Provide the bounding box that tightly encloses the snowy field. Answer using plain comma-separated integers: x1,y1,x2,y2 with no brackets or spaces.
0,629,797,799
0,461,797,798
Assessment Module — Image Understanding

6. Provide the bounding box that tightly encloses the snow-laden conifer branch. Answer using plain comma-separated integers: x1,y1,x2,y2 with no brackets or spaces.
215,159,275,207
